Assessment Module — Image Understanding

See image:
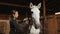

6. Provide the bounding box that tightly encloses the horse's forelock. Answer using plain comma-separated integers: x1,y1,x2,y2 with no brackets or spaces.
31,6,40,13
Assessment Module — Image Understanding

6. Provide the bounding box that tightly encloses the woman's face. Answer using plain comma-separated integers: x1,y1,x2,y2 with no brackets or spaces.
13,11,19,18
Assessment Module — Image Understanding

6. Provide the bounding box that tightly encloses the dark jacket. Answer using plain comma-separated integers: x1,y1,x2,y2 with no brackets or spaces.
10,18,30,34
10,18,20,34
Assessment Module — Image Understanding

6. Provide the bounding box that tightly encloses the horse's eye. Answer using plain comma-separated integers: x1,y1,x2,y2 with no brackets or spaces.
31,12,33,14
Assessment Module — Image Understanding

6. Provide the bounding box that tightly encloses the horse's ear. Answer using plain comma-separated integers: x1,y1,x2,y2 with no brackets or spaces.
30,3,33,8
37,3,41,9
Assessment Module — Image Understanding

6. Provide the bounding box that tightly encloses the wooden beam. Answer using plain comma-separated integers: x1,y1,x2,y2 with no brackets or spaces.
0,2,29,8
43,0,46,16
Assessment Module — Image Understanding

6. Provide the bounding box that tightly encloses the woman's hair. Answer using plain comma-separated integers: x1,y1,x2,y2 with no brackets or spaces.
11,10,18,18
12,10,16,14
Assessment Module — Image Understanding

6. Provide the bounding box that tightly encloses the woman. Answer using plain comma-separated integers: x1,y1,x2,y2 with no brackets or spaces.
10,10,20,34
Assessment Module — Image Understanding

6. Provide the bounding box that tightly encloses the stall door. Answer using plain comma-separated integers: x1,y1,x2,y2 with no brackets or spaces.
44,15,57,34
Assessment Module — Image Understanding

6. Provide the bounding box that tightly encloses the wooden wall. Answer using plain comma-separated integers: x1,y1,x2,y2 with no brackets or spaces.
0,14,10,34
47,15,57,34
43,15,60,34
56,15,60,34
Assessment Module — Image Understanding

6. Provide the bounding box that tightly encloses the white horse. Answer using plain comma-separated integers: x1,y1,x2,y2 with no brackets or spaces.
29,3,41,34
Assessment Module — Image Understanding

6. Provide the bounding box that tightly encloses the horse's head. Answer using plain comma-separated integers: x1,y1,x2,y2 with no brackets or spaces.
29,3,41,28
29,3,41,13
